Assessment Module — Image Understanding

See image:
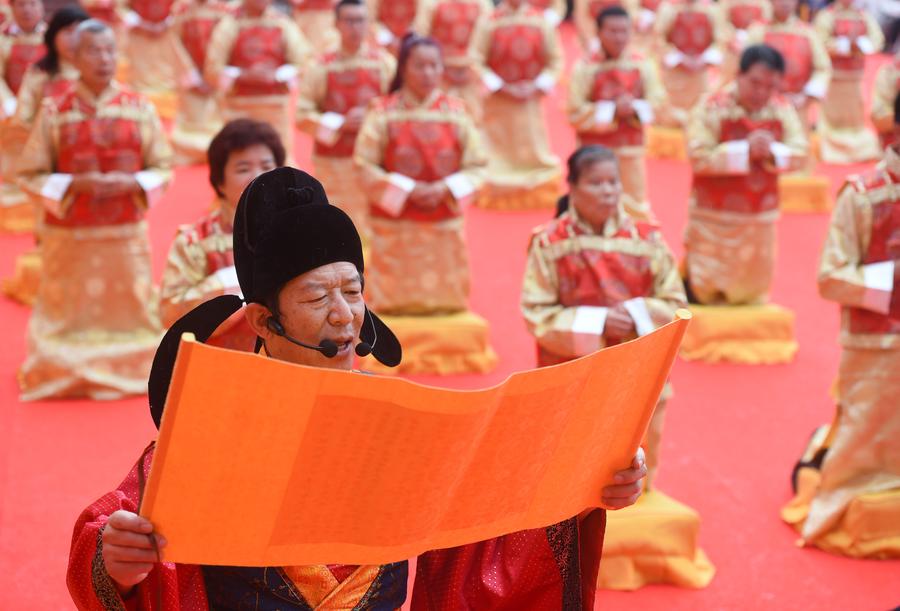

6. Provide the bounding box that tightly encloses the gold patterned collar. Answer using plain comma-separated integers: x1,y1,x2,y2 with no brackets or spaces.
398,87,441,109
74,80,122,107
568,198,630,238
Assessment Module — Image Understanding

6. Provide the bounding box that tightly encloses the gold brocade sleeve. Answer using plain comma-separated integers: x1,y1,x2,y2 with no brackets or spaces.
541,16,564,82
281,18,312,72
641,55,666,112
654,2,681,57
778,102,810,172
203,15,240,87
12,66,47,127
813,9,836,51
861,10,886,54
807,26,833,98
812,9,881,59
159,229,228,327
412,0,436,35
687,101,738,175
448,106,487,198
353,103,393,203
871,62,897,135
645,233,689,325
295,57,328,131
467,12,493,81
135,98,174,209
573,0,595,48
16,100,62,211
817,182,890,314
0,36,15,109
566,58,599,132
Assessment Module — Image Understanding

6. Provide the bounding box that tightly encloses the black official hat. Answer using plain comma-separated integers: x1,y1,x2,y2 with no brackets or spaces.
148,168,402,429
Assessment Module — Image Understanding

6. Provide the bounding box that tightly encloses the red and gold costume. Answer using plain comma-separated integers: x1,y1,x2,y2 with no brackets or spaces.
205,5,311,161
354,88,486,314
654,0,725,128
684,85,807,305
413,0,492,119
290,0,339,52
470,1,563,209
813,4,883,164
0,18,45,230
68,444,409,609
16,81,172,400
170,0,234,164
567,48,665,220
81,0,125,26
296,43,395,241
871,55,900,150
573,0,640,53
368,0,418,48
781,147,900,558
746,13,831,133
718,0,770,83
528,0,567,26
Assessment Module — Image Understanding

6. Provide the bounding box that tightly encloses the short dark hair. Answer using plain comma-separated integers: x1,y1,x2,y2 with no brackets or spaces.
207,119,286,198
335,0,364,17
739,44,785,75
390,33,442,93
894,91,900,126
37,6,90,75
596,5,630,30
566,145,618,185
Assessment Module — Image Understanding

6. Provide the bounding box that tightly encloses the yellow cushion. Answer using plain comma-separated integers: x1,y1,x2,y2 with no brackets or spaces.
680,304,798,364
2,249,41,306
360,310,498,375
779,174,832,214
599,490,716,590
0,200,35,234
475,181,559,211
646,126,687,161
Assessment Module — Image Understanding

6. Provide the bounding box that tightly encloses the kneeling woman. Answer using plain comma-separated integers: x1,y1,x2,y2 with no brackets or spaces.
354,34,486,315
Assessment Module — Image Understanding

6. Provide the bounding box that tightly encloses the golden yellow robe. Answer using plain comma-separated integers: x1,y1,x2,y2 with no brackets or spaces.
814,5,884,164
567,48,665,221
521,203,686,487
746,16,831,134
470,1,563,209
413,0,492,120
0,22,45,226
654,0,727,128
870,56,899,148
685,85,807,305
781,148,900,557
354,88,487,314
296,43,394,242
205,7,311,162
290,0,339,53
16,81,172,401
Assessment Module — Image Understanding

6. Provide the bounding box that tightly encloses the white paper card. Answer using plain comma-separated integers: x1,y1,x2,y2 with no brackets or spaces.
663,50,684,68
377,173,416,217
214,265,240,291
482,70,504,93
862,260,895,292
594,101,616,125
632,99,655,124
572,306,608,335
856,36,875,55
135,171,166,207
41,173,73,217
723,140,750,173
622,298,655,337
2,97,16,118
444,173,475,203
274,64,298,84
534,71,556,93
316,112,345,146
803,78,827,100
701,47,723,66
834,36,851,56
770,141,792,170
543,8,562,27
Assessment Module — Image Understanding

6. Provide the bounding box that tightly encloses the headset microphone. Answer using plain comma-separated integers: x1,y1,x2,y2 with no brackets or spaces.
266,317,340,358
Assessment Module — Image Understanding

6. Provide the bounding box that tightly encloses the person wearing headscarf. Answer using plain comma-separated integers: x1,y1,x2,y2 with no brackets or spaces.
159,119,285,352
781,93,900,559
354,34,486,316
654,0,726,128
745,0,831,135
683,44,806,306
16,19,172,400
469,0,564,210
0,0,45,232
297,0,395,242
289,0,339,52
205,0,311,163
813,0,883,164
66,167,409,609
412,0,491,120
168,0,235,164
568,5,665,222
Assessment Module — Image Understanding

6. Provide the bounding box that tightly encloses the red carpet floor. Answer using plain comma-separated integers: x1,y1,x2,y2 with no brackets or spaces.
1,24,898,610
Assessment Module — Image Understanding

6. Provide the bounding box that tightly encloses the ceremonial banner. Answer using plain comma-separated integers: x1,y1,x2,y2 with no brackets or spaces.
141,312,691,566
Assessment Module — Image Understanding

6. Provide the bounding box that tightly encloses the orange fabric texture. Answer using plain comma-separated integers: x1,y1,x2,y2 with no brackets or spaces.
1,249,40,305
646,126,687,161
680,304,798,364
141,315,689,567
779,174,833,214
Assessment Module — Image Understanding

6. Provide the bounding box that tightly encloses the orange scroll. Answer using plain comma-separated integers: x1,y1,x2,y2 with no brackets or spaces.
141,312,690,567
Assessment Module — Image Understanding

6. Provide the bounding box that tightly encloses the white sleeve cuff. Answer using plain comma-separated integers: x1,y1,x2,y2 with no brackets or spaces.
2,98,16,118
375,26,394,46
701,47,723,65
213,265,240,291
135,171,166,207
594,101,616,126
41,173,73,217
219,66,241,91
663,50,684,68
770,141,792,170
572,306,608,334
316,111,345,145
856,35,875,55
834,36,852,56
638,8,655,30
180,69,203,90
123,10,141,28
632,99,655,124
735,29,749,45
543,8,562,27
377,173,416,217
588,38,601,55
534,71,556,93
482,70,504,93
444,172,475,204
723,140,750,173
861,260,894,313
622,298,655,336
803,78,827,100
274,64,298,84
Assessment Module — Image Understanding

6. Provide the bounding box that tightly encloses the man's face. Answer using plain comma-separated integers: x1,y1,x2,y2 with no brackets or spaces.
572,159,622,230
259,262,366,371
218,143,278,226
736,63,781,112
771,0,796,21
336,4,368,50
74,29,117,92
11,0,44,31
598,16,631,58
